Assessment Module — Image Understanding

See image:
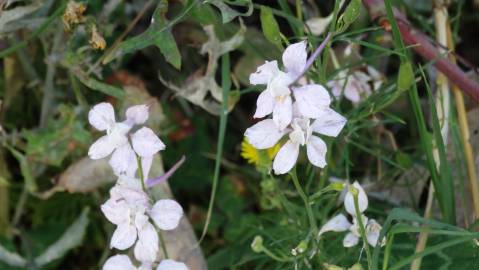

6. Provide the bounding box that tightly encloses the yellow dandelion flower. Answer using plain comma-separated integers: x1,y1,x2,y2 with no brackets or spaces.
241,137,281,166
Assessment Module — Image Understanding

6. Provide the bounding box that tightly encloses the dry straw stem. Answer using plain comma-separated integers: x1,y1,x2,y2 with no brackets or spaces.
411,2,450,269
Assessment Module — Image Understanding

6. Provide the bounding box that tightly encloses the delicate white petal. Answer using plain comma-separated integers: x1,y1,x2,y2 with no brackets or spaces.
311,108,347,137
89,135,117,160
306,14,333,35
306,135,327,168
273,140,299,175
156,259,189,270
249,60,280,85
344,82,361,103
111,223,137,250
109,144,138,177
343,232,359,247
149,199,183,230
132,127,165,157
126,104,149,125
344,181,369,216
318,214,352,236
134,215,159,263
103,255,136,270
366,219,383,247
139,263,153,270
282,41,307,78
89,102,115,131
272,95,293,130
293,84,331,118
101,198,130,225
244,119,285,149
254,90,274,118
141,156,153,180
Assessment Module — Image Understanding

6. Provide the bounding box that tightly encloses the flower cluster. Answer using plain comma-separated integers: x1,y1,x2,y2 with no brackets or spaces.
88,102,189,270
319,181,384,248
244,41,347,174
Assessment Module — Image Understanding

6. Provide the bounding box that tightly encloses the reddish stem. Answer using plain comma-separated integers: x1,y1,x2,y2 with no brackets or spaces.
362,0,479,102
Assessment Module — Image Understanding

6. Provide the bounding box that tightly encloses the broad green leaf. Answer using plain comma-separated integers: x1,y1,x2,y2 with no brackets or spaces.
205,0,253,23
260,5,282,48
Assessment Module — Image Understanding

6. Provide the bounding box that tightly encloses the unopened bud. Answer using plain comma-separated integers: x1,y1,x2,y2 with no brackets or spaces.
251,236,264,253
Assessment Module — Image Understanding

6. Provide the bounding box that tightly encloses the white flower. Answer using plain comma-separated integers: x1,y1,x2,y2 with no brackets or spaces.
250,42,332,129
344,181,368,216
103,255,137,270
318,214,351,236
88,103,165,179
148,199,184,230
156,259,190,270
306,14,333,36
328,66,383,104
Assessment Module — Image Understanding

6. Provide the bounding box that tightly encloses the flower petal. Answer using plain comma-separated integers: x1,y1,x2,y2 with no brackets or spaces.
134,216,159,263
272,95,293,130
318,214,352,236
149,199,183,230
273,140,299,175
344,181,369,216
132,127,165,157
244,119,285,149
343,232,359,247
109,144,138,177
156,259,189,270
141,156,153,180
306,14,333,36
101,198,130,225
254,90,274,118
103,255,136,270
111,223,137,250
89,102,115,131
282,41,307,78
366,219,383,247
249,60,280,85
89,135,117,160
293,84,331,118
311,108,347,137
306,135,327,168
126,104,149,125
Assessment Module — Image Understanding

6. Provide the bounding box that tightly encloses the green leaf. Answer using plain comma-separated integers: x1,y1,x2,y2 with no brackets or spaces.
397,62,414,91
34,208,90,267
260,5,282,48
103,0,189,69
337,0,361,33
75,72,124,99
205,0,253,24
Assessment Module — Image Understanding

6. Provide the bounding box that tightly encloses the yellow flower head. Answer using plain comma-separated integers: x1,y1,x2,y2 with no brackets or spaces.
241,137,280,166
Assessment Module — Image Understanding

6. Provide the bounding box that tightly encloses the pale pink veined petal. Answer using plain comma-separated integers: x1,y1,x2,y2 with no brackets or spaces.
306,135,327,168
272,95,293,130
89,102,115,131
125,104,149,125
343,232,359,247
293,84,331,118
88,135,117,160
244,119,285,149
344,181,369,216
156,259,189,270
111,223,138,250
318,214,352,236
344,81,361,103
149,199,183,231
254,90,274,118
101,198,130,225
311,108,347,137
141,156,153,181
134,215,159,263
249,60,280,85
109,143,138,177
282,41,307,79
273,140,299,175
103,255,136,270
131,127,165,157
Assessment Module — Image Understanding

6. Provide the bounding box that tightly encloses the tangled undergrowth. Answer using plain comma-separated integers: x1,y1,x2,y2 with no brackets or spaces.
2,0,479,269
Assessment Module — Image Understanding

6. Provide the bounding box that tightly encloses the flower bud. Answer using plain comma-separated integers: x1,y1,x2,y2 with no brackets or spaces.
251,236,264,253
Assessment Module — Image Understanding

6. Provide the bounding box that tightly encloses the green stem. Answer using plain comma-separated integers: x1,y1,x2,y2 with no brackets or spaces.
136,155,147,193
290,169,318,236
353,191,372,270
153,222,169,259
262,247,294,262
